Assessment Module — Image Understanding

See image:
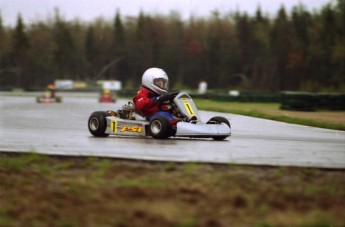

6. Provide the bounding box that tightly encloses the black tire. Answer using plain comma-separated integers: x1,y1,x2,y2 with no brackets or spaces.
149,116,172,139
55,97,62,103
207,116,231,141
88,111,110,137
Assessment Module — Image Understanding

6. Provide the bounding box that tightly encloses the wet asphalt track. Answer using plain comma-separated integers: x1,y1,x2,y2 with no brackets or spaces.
0,92,344,169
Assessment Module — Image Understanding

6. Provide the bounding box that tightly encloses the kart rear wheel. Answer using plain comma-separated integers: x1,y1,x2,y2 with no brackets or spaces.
207,116,231,141
149,116,172,139
88,111,110,137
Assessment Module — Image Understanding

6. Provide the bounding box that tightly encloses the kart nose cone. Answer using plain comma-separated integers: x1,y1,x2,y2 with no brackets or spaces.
175,122,231,137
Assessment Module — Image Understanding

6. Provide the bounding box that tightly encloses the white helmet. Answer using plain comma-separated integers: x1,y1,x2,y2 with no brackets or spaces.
142,67,169,95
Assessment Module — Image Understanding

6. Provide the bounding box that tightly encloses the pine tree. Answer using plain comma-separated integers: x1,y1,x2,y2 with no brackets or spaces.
53,10,76,79
11,14,30,88
270,6,292,90
85,25,97,79
111,10,129,82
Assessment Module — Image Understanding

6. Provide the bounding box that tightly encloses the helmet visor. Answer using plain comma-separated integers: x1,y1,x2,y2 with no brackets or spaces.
153,78,168,90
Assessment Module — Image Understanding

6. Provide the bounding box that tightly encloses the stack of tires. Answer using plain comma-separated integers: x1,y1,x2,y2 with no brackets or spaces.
280,91,345,111
280,92,317,111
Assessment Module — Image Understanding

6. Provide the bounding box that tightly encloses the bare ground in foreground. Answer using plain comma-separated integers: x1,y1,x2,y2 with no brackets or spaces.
0,153,344,227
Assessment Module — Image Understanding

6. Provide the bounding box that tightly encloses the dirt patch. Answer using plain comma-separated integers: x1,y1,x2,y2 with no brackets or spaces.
0,153,344,226
259,108,345,125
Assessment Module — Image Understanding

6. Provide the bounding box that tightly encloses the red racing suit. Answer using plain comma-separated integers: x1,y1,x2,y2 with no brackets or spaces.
133,86,161,117
133,86,177,127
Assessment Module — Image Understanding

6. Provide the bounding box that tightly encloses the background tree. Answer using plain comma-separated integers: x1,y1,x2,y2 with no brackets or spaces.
53,10,83,81
85,25,97,79
0,1,343,92
110,10,129,82
26,22,56,88
9,14,30,89
270,7,293,91
249,7,272,91
331,0,345,89
184,17,206,88
0,12,10,87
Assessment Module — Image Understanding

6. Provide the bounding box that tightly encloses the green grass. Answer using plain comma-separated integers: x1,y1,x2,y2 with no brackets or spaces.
0,100,344,226
194,99,345,131
0,151,49,172
1,153,344,226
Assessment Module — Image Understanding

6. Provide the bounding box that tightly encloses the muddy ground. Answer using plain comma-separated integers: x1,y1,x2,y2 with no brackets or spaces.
0,153,344,227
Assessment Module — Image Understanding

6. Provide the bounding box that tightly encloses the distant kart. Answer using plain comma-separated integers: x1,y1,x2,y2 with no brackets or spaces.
99,96,116,103
99,90,116,103
36,96,62,103
88,92,231,140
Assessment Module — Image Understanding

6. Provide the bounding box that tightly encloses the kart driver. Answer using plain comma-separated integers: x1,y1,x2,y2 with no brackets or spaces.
47,84,56,98
133,67,177,132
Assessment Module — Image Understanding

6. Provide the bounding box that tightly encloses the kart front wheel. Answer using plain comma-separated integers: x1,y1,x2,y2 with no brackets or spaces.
88,111,110,137
207,116,231,141
149,116,172,139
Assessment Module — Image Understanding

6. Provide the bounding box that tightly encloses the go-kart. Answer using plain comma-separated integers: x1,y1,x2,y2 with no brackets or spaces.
99,90,116,103
99,96,116,103
36,96,62,103
88,92,231,140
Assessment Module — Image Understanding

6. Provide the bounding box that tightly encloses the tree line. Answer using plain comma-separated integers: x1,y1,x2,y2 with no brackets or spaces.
0,0,344,92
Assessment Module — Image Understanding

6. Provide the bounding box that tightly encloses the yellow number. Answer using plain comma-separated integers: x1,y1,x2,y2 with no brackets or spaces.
111,120,118,133
184,103,196,117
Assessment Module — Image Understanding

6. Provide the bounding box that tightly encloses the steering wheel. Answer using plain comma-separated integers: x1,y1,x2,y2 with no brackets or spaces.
158,92,179,111
168,92,179,101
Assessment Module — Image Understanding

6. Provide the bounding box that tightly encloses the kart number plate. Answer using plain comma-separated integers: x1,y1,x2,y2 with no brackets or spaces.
111,120,118,133
181,98,196,117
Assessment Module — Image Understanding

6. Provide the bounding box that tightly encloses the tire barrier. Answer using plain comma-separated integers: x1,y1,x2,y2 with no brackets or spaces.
191,92,280,103
280,92,345,111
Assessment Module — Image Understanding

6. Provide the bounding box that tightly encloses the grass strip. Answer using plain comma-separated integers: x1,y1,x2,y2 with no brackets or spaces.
194,99,345,131
0,152,344,227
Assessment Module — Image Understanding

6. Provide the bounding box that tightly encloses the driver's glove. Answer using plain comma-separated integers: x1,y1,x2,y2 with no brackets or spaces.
155,93,170,104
